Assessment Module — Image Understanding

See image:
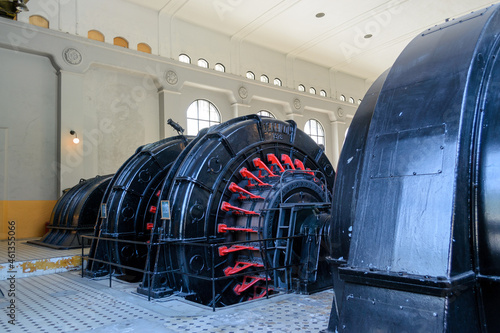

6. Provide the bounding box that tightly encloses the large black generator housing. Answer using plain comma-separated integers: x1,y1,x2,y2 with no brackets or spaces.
328,4,500,332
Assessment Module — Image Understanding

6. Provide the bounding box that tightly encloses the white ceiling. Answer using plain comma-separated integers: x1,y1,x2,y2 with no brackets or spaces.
126,0,498,81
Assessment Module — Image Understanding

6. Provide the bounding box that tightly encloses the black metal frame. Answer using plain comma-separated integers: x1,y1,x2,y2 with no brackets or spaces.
81,233,308,311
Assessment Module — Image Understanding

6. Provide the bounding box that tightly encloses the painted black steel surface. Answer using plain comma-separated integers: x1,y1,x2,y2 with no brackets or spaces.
138,115,335,306
86,136,191,278
28,175,112,249
328,4,500,332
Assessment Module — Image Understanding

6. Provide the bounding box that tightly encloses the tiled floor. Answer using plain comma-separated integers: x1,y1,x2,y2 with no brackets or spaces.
0,271,333,333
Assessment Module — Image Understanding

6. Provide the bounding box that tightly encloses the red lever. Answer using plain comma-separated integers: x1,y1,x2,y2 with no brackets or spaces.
233,276,270,294
267,154,285,173
281,154,295,170
228,182,264,200
239,168,271,187
146,223,154,230
149,206,157,213
218,245,259,256
253,158,277,178
218,224,257,234
249,285,272,300
156,190,161,197
224,261,264,276
221,202,259,216
294,159,315,175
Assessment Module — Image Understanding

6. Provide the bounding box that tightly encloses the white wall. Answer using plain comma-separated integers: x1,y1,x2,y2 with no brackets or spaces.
12,0,370,192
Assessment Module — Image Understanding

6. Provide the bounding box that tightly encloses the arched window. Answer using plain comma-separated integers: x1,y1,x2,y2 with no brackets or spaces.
198,58,209,68
246,71,255,80
29,15,49,28
179,54,191,64
88,30,104,42
304,119,325,146
187,100,221,135
214,63,225,72
298,84,305,92
309,87,316,95
137,43,151,53
320,90,327,97
114,37,128,48
349,97,355,104
358,99,362,105
274,78,282,86
257,110,275,118
260,75,269,83
339,94,346,102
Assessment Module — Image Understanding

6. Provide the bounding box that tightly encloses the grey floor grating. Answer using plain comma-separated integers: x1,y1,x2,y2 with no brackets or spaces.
0,272,332,332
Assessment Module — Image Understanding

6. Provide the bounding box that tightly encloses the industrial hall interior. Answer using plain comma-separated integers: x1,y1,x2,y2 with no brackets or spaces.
1,0,500,332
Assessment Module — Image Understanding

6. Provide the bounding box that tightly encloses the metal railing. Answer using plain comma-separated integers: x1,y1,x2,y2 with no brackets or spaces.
81,234,308,311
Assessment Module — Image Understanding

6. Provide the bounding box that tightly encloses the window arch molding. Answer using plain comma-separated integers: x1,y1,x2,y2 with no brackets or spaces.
186,99,221,135
179,54,191,64
29,15,49,28
137,43,151,53
114,37,128,48
88,30,104,42
257,110,275,118
304,119,325,147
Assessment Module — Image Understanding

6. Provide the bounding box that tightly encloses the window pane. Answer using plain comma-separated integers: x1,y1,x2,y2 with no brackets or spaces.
304,119,325,148
309,87,316,94
260,75,269,83
198,58,208,68
298,84,305,92
320,90,327,97
199,120,210,131
187,104,198,118
310,123,317,136
340,95,346,102
215,63,225,72
349,97,355,104
186,99,221,135
187,119,198,135
209,109,220,122
179,54,190,63
274,78,282,86
257,110,275,118
246,71,255,79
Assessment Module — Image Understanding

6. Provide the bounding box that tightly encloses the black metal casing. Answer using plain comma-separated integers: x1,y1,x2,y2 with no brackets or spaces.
329,4,500,332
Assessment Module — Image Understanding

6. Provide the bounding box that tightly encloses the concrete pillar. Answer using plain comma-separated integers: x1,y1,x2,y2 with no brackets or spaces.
160,89,184,137
330,120,346,167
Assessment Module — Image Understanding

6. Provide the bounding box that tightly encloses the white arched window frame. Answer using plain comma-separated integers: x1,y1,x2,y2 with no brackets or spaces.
186,100,221,135
198,58,209,68
304,119,325,146
214,63,225,72
179,54,191,64
257,110,275,118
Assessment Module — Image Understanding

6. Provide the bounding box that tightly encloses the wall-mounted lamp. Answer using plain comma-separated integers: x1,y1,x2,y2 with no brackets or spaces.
70,130,79,144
